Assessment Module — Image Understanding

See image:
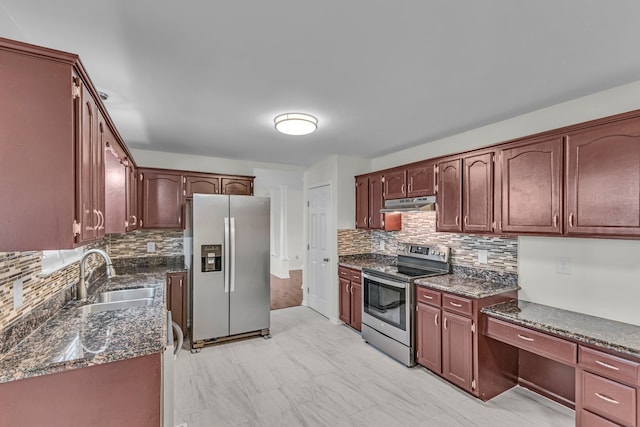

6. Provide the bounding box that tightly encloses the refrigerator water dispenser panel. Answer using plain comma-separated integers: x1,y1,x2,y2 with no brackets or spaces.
201,244,222,272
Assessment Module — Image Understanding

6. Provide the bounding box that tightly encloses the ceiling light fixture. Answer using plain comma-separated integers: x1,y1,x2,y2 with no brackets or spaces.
274,113,318,136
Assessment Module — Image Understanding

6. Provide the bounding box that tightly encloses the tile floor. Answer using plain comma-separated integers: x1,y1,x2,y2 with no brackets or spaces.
174,306,574,427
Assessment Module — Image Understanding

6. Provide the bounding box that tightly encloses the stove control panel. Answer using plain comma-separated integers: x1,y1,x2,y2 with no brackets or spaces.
398,243,450,263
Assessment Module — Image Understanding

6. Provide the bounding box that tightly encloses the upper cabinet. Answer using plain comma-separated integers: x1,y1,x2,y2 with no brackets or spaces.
139,169,184,229
355,173,401,231
463,151,495,233
497,136,563,235
383,161,436,200
184,175,219,198
221,176,253,196
436,158,463,232
565,117,640,237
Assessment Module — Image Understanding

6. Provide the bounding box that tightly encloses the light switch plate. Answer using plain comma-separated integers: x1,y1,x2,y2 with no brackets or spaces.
556,257,571,275
13,279,23,310
147,242,156,253
478,250,488,264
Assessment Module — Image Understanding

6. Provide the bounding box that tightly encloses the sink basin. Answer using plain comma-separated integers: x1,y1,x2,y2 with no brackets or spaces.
77,298,154,315
98,287,156,303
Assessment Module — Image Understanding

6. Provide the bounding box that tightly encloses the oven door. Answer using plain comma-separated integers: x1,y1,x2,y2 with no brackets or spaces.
362,272,411,345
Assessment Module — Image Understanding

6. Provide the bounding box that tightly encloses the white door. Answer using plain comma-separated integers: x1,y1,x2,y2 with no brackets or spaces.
307,184,331,317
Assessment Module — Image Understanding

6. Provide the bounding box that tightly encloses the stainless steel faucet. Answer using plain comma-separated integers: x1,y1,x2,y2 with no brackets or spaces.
78,249,116,301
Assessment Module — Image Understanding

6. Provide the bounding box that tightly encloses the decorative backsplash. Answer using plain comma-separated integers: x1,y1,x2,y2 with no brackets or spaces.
107,230,184,258
338,211,518,275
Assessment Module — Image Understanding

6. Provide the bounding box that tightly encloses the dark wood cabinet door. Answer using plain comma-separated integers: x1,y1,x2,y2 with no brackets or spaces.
77,83,98,243
384,169,406,199
104,143,127,234
436,158,463,232
94,114,106,239
500,136,563,234
221,177,253,195
355,176,369,229
339,277,351,324
416,303,442,373
463,152,494,233
185,175,220,197
126,162,138,231
369,173,385,229
350,282,362,331
140,170,183,228
167,271,187,337
566,117,640,237
442,311,473,392
407,161,435,197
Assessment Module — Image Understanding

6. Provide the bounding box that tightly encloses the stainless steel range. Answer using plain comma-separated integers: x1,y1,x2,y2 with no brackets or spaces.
361,243,451,366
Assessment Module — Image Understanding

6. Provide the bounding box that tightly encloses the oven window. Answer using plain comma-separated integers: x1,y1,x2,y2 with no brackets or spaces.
363,276,406,331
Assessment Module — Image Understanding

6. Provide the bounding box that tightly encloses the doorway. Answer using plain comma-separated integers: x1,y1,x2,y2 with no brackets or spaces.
307,184,331,317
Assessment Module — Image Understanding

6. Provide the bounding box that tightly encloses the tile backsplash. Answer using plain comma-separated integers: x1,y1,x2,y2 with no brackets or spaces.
338,211,518,275
0,229,184,334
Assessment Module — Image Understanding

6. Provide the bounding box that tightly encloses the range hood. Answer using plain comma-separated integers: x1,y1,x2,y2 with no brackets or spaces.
380,196,436,213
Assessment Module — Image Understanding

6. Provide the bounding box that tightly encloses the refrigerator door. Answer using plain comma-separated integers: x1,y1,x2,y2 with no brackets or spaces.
192,194,230,341
228,195,270,335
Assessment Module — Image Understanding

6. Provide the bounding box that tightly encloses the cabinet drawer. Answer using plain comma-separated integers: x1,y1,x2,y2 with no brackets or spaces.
416,287,441,307
582,371,636,426
580,346,640,386
582,410,625,427
485,318,577,365
351,271,362,283
442,294,473,316
338,266,352,281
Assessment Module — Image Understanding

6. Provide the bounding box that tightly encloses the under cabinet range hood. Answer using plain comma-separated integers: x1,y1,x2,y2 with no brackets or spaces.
380,196,436,213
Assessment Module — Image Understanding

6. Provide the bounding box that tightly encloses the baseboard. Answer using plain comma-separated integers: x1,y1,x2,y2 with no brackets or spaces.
518,378,575,410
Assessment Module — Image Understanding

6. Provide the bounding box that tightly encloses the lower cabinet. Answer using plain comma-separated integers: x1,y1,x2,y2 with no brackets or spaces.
166,271,187,336
338,266,362,331
415,285,518,400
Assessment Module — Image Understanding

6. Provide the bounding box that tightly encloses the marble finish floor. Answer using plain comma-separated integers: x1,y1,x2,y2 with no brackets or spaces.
174,306,574,427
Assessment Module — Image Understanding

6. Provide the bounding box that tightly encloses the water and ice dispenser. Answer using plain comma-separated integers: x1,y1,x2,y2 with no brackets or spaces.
201,244,222,272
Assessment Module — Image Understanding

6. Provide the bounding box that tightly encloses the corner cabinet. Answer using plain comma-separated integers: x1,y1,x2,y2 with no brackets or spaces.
338,266,362,331
355,173,401,231
166,271,187,337
565,117,640,237
415,285,518,400
139,169,184,229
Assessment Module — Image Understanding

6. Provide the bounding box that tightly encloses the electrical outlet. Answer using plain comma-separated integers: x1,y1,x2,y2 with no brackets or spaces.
147,242,156,253
556,257,571,275
380,240,385,251
477,250,488,264
13,279,23,310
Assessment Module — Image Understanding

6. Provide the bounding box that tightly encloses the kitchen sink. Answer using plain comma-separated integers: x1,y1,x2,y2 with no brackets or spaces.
98,288,156,303
77,298,154,315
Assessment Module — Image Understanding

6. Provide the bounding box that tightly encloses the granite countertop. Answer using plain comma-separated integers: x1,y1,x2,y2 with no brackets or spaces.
0,266,181,384
338,254,396,271
482,300,640,360
414,275,520,299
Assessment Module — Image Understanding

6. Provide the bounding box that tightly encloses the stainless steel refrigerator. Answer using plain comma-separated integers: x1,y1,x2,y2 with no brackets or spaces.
190,194,270,349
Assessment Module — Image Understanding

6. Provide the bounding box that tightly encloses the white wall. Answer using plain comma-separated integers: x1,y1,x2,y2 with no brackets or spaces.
370,79,640,325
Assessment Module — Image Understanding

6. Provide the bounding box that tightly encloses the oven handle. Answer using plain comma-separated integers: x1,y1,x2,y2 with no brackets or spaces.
362,272,406,289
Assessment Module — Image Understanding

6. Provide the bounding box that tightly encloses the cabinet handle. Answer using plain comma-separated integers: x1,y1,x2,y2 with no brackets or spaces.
449,301,462,308
364,217,368,226
93,209,100,230
98,211,105,230
131,215,137,225
178,215,182,225
569,213,574,227
553,214,558,228
401,184,405,194
139,219,143,227
595,360,620,371
455,215,459,226
434,313,439,327
444,317,448,329
168,277,171,285
517,334,535,342
464,216,468,227
594,393,619,405
369,217,372,226
423,294,433,300
499,221,502,230
179,279,183,288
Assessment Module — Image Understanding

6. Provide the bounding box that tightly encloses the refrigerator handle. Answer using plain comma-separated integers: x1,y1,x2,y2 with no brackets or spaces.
230,217,236,292
224,217,230,293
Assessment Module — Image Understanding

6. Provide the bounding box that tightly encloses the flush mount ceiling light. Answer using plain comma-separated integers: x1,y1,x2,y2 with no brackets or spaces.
274,113,318,136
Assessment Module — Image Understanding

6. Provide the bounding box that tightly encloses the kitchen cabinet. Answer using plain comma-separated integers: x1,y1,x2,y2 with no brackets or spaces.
354,173,401,231
383,161,436,200
126,161,138,231
104,138,128,234
221,176,253,195
139,168,184,229
185,174,220,197
338,266,362,331
497,136,563,234
463,151,495,233
566,117,640,238
0,353,161,427
436,158,463,232
415,285,518,400
167,271,187,337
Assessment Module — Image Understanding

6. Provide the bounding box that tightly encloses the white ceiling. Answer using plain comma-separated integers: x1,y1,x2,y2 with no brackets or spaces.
2,1,640,166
